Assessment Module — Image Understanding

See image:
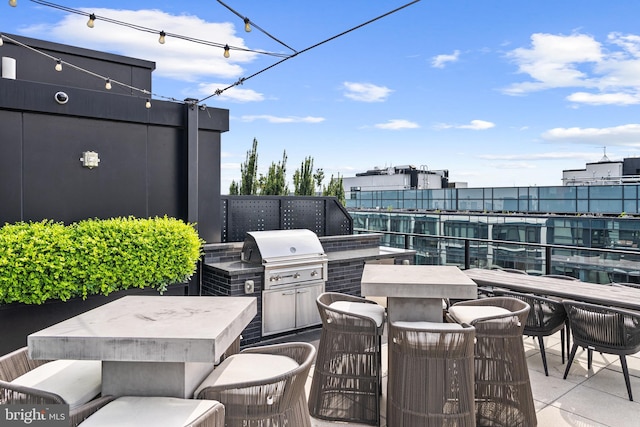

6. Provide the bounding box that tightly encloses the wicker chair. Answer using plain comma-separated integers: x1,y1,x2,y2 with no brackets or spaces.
76,396,225,427
562,300,640,401
447,297,537,427
493,289,569,376
0,346,108,425
387,321,475,427
194,342,315,427
308,292,386,426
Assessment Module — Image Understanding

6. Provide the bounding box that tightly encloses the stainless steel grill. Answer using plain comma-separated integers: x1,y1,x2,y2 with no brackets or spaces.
241,229,328,336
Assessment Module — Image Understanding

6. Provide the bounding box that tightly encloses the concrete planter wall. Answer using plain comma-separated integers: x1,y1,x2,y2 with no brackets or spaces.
0,283,188,355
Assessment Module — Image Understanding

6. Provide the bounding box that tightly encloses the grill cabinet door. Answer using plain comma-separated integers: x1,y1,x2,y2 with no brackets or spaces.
262,289,296,335
295,283,324,328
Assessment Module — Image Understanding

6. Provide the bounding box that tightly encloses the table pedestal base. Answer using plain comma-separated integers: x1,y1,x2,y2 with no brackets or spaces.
102,361,214,398
387,298,443,322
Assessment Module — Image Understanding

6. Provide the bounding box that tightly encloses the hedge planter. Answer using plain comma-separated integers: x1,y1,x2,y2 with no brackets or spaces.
0,216,203,354
0,217,203,305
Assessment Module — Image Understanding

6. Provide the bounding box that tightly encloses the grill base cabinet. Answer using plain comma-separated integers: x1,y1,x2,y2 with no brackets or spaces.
262,282,324,336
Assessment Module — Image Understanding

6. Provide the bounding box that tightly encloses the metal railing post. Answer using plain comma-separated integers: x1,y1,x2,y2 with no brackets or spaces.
545,246,552,275
464,239,471,270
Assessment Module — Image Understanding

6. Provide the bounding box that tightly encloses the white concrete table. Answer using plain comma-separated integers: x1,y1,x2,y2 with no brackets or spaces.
28,295,257,398
361,265,477,322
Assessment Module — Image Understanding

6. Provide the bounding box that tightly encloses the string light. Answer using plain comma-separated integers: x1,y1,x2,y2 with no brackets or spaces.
1,34,180,110
29,0,290,58
0,35,3,47
158,31,166,44
87,13,95,28
216,0,297,53
5,1,420,106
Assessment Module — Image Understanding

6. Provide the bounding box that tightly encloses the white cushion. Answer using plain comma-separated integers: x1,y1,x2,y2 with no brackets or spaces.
194,353,298,398
392,321,463,330
364,296,387,308
12,360,101,410
80,396,221,427
330,301,386,327
448,305,511,325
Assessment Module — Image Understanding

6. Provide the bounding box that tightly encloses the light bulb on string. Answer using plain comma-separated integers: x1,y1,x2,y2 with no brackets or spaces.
244,18,251,32
0,35,3,47
55,60,62,72
223,45,230,58
145,99,151,109
105,79,112,90
87,13,95,28
158,31,166,44
9,0,17,7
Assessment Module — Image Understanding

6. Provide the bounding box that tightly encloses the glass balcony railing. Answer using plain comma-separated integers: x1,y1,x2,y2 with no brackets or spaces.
353,227,640,285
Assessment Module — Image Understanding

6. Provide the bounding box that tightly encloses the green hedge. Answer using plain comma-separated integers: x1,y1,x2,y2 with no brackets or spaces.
0,217,204,304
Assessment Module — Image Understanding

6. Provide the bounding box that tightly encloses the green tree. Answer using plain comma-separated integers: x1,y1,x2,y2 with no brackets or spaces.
293,157,315,196
323,173,345,205
260,151,288,195
234,138,259,195
313,168,325,195
229,180,239,195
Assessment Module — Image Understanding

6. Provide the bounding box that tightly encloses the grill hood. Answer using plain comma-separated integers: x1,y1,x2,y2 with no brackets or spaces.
241,229,325,264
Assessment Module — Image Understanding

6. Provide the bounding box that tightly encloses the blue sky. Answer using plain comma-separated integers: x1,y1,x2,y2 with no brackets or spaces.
4,1,640,192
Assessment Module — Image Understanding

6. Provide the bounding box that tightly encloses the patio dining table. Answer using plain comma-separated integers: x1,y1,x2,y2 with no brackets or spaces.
361,264,477,322
27,295,257,398
464,268,640,311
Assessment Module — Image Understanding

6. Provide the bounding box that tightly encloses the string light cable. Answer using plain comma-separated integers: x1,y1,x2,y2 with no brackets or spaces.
0,33,181,105
199,0,422,103
4,0,421,108
216,0,298,54
27,0,291,58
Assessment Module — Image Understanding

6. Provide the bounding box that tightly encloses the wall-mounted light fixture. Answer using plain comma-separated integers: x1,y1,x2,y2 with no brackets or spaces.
80,151,100,169
1,57,16,79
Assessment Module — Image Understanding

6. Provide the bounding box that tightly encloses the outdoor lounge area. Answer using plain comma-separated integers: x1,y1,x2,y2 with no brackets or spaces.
2,284,640,426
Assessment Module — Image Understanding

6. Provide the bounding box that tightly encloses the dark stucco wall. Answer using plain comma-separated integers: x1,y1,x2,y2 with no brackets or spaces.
0,34,228,243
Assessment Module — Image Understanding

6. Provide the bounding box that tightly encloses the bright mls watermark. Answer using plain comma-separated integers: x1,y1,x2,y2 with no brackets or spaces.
0,405,69,426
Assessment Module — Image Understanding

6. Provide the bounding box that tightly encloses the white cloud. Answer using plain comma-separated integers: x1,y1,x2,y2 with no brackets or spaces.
504,33,602,95
221,162,240,169
566,92,640,105
343,82,393,102
374,119,420,130
503,32,640,106
434,120,495,130
478,152,595,161
542,124,640,146
198,83,265,102
239,115,325,124
23,9,257,82
431,50,460,68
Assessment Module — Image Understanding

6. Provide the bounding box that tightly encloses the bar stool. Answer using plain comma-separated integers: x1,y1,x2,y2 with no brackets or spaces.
447,297,536,427
388,321,475,427
308,292,386,426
